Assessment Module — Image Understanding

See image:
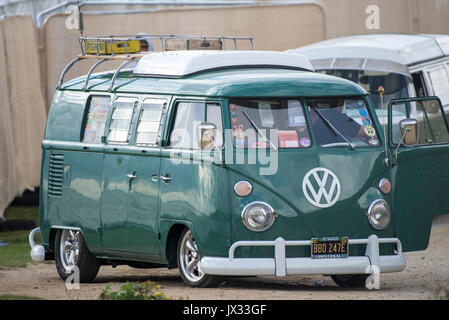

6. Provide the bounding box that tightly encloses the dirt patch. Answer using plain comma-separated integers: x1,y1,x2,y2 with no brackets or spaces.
1,215,448,300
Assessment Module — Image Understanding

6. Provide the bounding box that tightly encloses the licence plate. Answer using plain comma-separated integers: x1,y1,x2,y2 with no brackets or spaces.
311,237,348,259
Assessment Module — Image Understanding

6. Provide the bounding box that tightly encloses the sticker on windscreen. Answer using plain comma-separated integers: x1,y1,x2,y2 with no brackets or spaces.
300,137,311,148
364,125,376,137
359,109,368,117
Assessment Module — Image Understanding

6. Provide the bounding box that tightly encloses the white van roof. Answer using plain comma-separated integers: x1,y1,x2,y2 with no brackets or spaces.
133,50,314,77
287,34,449,76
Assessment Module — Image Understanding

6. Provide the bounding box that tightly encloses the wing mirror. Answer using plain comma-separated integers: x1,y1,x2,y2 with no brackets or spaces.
399,118,419,146
394,118,419,163
198,122,217,150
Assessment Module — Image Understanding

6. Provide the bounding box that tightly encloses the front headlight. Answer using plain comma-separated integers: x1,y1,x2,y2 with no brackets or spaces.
241,201,276,232
366,199,391,230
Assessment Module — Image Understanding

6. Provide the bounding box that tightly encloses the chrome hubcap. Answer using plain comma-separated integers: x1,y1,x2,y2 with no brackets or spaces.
60,230,81,271
179,230,204,283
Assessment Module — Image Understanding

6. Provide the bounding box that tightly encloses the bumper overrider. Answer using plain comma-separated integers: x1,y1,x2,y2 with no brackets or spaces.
198,235,406,276
29,228,53,262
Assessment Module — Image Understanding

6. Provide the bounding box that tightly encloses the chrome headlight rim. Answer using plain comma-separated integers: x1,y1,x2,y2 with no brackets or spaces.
366,199,391,230
241,201,276,232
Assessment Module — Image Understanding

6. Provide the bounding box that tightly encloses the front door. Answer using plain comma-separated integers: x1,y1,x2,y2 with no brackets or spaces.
388,97,449,251
158,100,227,256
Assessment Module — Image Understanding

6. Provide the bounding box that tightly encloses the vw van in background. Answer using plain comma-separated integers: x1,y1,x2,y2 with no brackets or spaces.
29,34,449,289
287,34,449,142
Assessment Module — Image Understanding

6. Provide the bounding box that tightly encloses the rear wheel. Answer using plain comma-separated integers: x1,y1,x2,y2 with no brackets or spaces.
54,229,100,283
331,274,369,288
177,228,222,288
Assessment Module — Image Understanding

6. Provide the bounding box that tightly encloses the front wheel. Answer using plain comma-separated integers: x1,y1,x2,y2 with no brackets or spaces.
54,229,100,283
331,274,369,288
177,228,222,288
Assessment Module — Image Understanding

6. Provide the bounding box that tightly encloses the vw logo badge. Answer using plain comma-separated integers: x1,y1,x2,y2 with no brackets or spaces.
302,167,341,208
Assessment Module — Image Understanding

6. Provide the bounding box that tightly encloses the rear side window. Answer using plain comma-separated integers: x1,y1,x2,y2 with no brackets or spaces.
427,65,449,107
107,97,138,145
135,98,167,146
411,72,428,98
82,96,111,144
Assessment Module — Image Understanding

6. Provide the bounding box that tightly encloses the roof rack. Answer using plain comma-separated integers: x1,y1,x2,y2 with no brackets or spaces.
57,34,254,92
79,34,254,55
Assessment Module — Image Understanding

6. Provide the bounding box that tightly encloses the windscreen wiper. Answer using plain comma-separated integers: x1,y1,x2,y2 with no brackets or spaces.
312,106,356,150
241,110,278,151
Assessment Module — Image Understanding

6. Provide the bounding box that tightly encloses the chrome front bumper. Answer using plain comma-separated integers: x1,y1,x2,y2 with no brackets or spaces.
29,227,46,262
198,235,406,276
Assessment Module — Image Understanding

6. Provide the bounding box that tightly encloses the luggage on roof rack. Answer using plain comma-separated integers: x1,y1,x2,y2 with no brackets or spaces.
79,34,254,56
58,34,254,91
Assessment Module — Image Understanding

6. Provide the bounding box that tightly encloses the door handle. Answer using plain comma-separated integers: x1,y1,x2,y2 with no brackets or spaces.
151,174,159,182
127,173,138,180
127,172,138,192
160,175,172,183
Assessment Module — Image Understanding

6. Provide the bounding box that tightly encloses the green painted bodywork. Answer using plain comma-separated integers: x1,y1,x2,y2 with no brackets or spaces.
61,69,366,98
39,67,449,266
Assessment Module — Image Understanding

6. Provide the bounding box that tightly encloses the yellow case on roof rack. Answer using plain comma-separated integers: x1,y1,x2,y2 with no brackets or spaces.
85,39,141,55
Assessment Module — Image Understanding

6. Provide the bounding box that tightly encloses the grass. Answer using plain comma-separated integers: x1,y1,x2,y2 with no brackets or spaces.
99,281,169,300
0,206,40,268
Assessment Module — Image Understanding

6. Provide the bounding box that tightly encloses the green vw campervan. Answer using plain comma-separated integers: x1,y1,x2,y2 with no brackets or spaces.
29,35,449,288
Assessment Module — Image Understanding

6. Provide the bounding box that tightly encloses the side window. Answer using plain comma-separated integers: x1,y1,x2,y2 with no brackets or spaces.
82,95,111,144
169,102,205,150
390,101,408,144
135,98,167,146
427,65,449,107
206,103,223,147
168,101,223,149
391,98,449,145
411,99,449,144
107,96,138,145
411,72,428,98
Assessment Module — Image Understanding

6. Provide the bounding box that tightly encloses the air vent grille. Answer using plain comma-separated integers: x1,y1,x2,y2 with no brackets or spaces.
48,154,64,197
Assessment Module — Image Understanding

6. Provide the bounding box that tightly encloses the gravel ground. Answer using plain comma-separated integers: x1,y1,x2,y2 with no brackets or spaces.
1,215,448,300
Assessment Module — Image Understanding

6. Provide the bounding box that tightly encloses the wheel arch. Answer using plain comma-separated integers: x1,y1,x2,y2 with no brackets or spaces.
49,226,84,250
163,221,194,269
